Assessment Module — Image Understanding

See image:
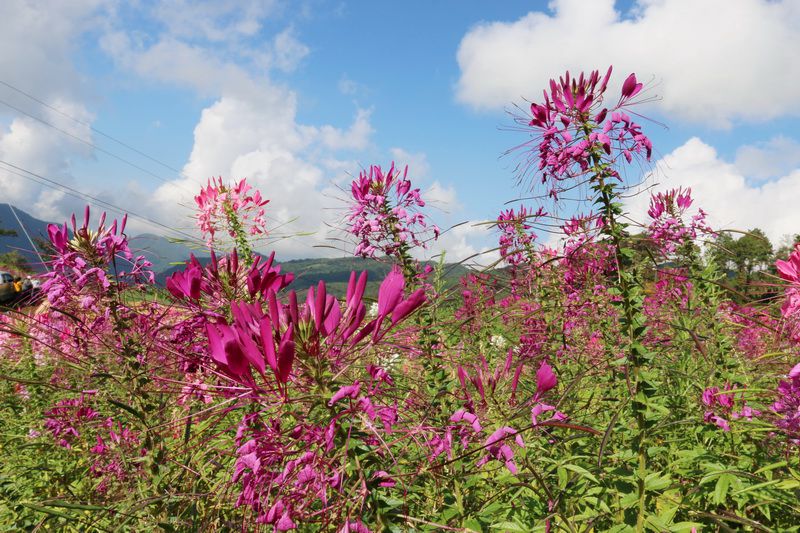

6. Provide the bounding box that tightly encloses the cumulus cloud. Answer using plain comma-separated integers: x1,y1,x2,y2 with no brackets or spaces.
734,136,800,182
425,221,500,266
96,4,380,258
389,148,431,180
0,0,108,218
150,0,277,42
425,181,460,213
271,28,310,72
456,0,800,127
314,109,374,151
626,137,800,244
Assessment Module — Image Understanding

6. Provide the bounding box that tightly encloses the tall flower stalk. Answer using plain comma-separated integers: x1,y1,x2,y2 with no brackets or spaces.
518,66,656,530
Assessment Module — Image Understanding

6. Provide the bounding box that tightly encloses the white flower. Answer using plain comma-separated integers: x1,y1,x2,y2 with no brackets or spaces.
378,352,401,369
367,302,380,318
490,335,507,350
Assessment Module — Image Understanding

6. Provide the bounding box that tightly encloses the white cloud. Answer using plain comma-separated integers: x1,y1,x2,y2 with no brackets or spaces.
734,136,800,181
151,0,277,42
425,221,500,267
80,1,373,258
389,148,431,180
456,0,800,127
0,0,108,217
626,137,800,244
96,5,378,258
338,76,359,96
271,28,310,72
314,108,374,151
425,181,460,213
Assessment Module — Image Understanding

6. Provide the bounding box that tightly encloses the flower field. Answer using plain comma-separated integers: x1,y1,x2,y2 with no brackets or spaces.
1,68,799,532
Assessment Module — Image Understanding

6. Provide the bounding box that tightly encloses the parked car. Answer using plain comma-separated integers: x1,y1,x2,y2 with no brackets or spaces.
0,271,15,303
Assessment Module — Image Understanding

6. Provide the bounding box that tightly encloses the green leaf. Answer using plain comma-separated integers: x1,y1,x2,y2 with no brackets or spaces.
561,463,599,484
20,503,74,519
644,473,672,492
669,522,705,532
775,479,800,490
713,473,732,505
490,521,527,532
463,518,483,532
107,398,146,422
43,500,106,511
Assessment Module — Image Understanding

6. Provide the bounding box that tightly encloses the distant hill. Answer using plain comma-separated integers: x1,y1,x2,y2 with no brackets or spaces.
0,203,53,272
157,255,475,299
1,204,481,297
128,233,209,274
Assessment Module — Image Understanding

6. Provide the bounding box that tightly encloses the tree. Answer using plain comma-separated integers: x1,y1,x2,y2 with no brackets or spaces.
0,217,17,237
0,250,31,273
707,229,774,300
775,233,800,262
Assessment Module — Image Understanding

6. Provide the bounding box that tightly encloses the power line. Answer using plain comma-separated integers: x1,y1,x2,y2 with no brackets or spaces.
0,96,195,195
0,159,207,248
7,203,49,271
0,78,184,175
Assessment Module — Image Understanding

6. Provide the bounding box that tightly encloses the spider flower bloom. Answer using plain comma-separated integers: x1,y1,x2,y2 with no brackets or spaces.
772,362,800,441
497,205,543,266
512,66,652,199
42,208,153,310
203,267,425,388
646,187,711,254
347,162,439,259
195,177,269,246
776,245,800,319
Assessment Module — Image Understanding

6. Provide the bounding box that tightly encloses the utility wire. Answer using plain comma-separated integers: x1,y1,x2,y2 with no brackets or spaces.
7,203,49,271
0,97,195,195
0,159,207,248
0,78,184,175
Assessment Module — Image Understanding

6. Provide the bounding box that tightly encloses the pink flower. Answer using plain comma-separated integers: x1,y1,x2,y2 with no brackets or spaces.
348,162,438,259
329,382,362,406
478,426,524,475
535,360,558,398
450,409,483,433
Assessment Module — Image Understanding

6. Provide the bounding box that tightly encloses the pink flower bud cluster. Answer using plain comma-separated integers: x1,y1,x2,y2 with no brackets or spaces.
497,206,543,266
438,358,563,476
202,266,425,389
167,250,294,313
647,187,711,254
43,391,100,448
702,383,760,432
772,363,800,446
348,163,439,258
561,215,615,292
42,207,154,311
776,244,800,319
195,177,269,246
224,295,409,527
43,391,144,494
518,67,652,198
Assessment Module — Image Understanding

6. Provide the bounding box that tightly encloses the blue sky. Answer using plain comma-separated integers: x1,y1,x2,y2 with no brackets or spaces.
2,0,800,261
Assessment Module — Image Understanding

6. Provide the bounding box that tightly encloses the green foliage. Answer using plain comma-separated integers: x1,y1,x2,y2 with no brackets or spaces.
0,250,31,273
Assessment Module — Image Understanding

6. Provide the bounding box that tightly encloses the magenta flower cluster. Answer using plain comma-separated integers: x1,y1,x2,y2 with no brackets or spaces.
776,244,800,319
42,207,153,311
517,67,652,198
772,363,800,446
167,248,425,526
497,205,542,266
702,384,760,432
195,177,269,246
348,162,439,258
647,187,711,254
